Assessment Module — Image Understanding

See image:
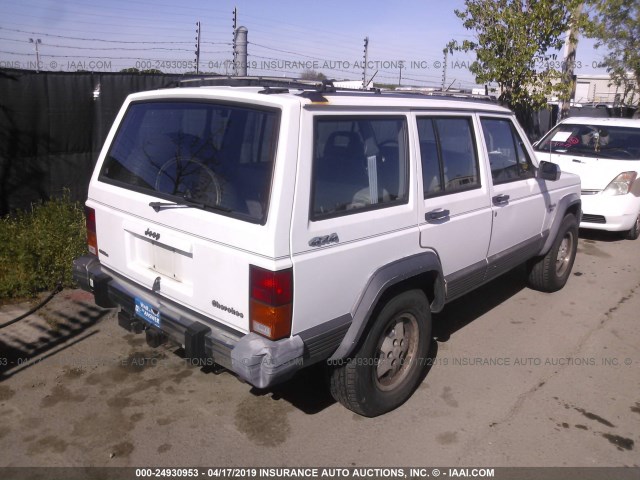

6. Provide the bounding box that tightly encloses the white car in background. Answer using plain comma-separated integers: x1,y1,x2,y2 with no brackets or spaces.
534,117,640,239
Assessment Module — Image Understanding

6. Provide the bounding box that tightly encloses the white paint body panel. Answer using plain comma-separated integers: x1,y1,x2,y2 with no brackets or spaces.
87,86,580,341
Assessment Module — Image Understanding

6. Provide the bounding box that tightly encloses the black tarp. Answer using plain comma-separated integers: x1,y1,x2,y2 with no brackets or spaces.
0,69,184,214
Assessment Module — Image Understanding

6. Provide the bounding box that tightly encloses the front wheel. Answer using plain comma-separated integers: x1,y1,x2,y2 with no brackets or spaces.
328,290,431,417
527,213,578,292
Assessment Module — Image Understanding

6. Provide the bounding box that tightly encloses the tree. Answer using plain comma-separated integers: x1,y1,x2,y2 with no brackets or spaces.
300,69,328,81
584,0,640,106
449,0,582,114
119,67,164,74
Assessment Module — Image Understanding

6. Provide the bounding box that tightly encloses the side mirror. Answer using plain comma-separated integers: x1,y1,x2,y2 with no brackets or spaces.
538,161,561,181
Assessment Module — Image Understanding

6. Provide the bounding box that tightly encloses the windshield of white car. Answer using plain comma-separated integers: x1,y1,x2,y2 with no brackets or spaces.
535,123,640,160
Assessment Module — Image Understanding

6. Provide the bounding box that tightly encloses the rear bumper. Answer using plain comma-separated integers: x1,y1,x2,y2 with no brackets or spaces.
72,254,304,388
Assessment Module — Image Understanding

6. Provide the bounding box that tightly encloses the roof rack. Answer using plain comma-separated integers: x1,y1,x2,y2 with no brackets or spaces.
392,88,497,102
172,76,499,104
178,75,336,92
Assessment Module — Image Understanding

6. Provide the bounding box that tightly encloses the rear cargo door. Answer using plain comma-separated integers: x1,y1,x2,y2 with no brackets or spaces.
88,94,296,333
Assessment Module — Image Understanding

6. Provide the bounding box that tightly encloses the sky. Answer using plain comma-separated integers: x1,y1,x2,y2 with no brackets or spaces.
0,0,611,89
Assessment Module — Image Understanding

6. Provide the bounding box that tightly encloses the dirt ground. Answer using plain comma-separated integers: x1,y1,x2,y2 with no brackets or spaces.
0,231,638,469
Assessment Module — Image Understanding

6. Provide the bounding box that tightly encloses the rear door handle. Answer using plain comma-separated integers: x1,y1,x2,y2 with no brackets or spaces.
426,208,450,222
492,194,510,206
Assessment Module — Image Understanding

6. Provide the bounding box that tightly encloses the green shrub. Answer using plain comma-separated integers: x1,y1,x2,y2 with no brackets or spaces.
0,192,87,299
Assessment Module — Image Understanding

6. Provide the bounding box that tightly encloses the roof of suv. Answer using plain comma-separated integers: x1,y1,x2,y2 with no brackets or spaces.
131,83,512,114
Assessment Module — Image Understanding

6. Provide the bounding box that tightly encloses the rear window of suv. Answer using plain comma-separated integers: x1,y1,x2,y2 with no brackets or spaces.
99,101,280,224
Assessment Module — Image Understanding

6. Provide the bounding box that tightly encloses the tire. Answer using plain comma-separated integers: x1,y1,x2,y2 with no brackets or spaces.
527,213,578,292
624,214,640,240
328,290,431,417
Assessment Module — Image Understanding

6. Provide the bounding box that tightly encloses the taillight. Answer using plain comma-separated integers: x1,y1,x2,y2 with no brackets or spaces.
249,265,293,341
85,206,98,257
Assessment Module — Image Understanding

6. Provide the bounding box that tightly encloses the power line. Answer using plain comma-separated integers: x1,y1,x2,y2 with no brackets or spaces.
1,3,224,33
0,26,195,44
250,42,329,61
0,21,195,40
0,5,482,86
4,0,228,23
0,21,469,58
0,37,195,52
0,49,192,62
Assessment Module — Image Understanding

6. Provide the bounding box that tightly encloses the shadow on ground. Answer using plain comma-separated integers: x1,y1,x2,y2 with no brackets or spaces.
0,292,113,380
579,228,626,243
432,265,528,342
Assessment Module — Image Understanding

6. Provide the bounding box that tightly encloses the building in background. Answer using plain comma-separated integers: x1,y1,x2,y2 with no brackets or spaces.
573,73,638,106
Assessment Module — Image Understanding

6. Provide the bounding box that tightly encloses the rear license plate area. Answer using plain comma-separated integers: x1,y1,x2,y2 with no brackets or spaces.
134,297,161,328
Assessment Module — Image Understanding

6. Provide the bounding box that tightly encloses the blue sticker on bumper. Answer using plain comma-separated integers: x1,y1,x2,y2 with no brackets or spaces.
134,297,161,328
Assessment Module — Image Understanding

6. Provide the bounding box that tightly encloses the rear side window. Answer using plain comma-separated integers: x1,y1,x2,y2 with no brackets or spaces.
417,117,480,197
311,116,408,220
481,117,534,184
100,101,279,224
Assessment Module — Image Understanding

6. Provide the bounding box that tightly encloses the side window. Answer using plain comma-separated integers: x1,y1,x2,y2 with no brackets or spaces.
417,117,480,198
481,117,535,184
311,117,408,220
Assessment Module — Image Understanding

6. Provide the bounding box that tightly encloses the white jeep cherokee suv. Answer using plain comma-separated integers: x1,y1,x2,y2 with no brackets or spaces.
73,79,581,416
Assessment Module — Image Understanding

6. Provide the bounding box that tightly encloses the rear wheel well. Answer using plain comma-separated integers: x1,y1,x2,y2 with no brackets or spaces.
373,271,440,323
336,269,442,361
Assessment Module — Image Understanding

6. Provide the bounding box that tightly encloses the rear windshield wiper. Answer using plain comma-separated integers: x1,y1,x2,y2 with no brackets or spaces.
149,197,230,213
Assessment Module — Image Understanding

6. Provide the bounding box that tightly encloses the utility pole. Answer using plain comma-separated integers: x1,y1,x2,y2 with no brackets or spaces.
399,62,402,87
441,49,448,91
194,22,201,74
362,36,369,89
29,38,41,73
560,3,584,121
232,7,237,75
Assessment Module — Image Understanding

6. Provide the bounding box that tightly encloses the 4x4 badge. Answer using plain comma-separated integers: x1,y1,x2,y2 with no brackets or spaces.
145,228,160,240
309,233,339,248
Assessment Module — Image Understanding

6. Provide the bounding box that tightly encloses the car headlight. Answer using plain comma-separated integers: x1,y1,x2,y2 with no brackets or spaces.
602,172,637,196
